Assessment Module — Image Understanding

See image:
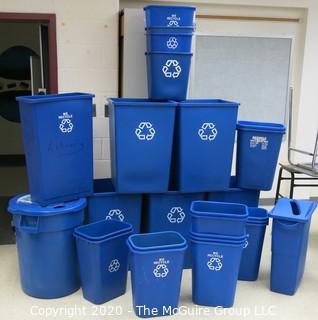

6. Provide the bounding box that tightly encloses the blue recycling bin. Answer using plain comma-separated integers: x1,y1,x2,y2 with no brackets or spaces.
144,191,205,268
146,32,193,52
16,93,94,205
173,99,239,192
74,220,132,304
146,52,192,101
144,5,196,28
87,179,142,233
270,199,317,295
236,121,286,190
8,194,85,298
207,176,260,207
128,232,187,317
108,99,177,193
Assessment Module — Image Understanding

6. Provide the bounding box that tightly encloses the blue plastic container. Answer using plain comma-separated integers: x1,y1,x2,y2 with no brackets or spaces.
146,26,194,34
236,121,286,190
87,179,142,233
146,52,192,101
74,220,132,304
238,208,268,281
108,99,177,193
146,32,193,52
128,231,187,317
144,191,205,268
144,5,196,28
270,199,317,295
191,201,248,236
207,176,260,207
173,100,239,192
191,234,246,307
16,93,94,205
8,194,85,298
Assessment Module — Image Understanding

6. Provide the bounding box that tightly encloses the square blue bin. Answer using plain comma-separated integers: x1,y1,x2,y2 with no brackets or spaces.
108,99,177,193
87,179,142,233
16,93,94,205
173,100,239,192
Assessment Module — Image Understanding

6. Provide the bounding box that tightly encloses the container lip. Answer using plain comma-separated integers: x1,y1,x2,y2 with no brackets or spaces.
179,99,240,108
16,92,95,103
108,98,177,107
237,120,286,133
146,32,193,36
190,237,246,247
248,207,269,221
144,5,196,10
190,230,247,242
145,51,193,56
7,194,87,216
146,26,195,31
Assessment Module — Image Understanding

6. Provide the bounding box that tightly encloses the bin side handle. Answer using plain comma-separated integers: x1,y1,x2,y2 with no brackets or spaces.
275,219,299,229
18,215,40,233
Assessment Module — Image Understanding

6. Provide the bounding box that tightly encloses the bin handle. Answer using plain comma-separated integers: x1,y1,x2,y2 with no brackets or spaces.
18,215,40,233
275,219,299,229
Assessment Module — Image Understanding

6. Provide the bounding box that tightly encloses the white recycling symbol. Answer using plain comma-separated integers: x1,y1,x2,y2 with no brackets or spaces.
167,37,178,49
162,60,182,78
108,259,120,272
135,122,156,141
207,257,223,271
243,240,249,249
167,207,185,224
59,118,73,133
105,209,125,222
198,123,218,141
153,263,169,278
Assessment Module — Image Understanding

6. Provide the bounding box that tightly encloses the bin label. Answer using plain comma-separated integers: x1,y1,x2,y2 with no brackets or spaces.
135,122,156,141
162,60,182,78
167,14,180,27
207,252,223,271
198,123,218,141
105,209,125,222
58,112,74,133
167,207,185,223
250,136,268,150
167,37,178,49
17,194,33,204
108,259,120,272
153,258,169,278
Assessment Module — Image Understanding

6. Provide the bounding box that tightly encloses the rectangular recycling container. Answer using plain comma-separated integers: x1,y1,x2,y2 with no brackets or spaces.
87,179,142,233
173,99,239,192
16,92,94,205
108,98,177,193
270,199,317,295
236,121,286,190
128,231,187,317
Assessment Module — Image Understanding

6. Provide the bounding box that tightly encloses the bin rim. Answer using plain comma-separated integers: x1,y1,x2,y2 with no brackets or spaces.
145,31,194,36
144,5,196,10
179,99,239,108
89,178,117,197
190,230,247,243
145,26,195,31
149,190,204,196
16,92,95,103
145,51,193,56
248,207,269,222
190,236,246,247
8,194,86,216
108,98,177,108
237,120,286,133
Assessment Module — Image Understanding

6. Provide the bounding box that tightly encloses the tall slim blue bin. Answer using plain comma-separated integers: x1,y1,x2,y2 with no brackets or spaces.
16,93,94,205
108,98,177,193
173,99,239,192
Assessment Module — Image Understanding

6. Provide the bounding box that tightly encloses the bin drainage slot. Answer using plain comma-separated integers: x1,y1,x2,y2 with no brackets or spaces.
290,200,300,215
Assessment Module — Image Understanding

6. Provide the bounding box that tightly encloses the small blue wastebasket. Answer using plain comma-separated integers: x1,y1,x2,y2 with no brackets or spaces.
74,220,132,304
128,231,187,317
16,93,94,205
87,179,142,233
108,98,177,193
236,121,286,190
270,199,317,295
8,194,85,298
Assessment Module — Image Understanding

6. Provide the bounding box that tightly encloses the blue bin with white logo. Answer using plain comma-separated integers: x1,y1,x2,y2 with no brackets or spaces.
16,93,94,205
236,121,286,190
128,232,187,317
270,199,317,295
173,100,239,192
8,194,85,298
146,52,192,101
74,220,132,304
146,32,193,52
87,179,142,233
144,191,205,268
108,98,177,193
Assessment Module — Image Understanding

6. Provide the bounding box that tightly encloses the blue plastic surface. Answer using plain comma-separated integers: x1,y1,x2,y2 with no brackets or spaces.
144,5,196,28
146,26,194,34
191,201,248,236
128,232,187,317
146,32,193,52
144,191,205,268
190,231,248,243
87,179,142,233
16,93,94,205
74,220,132,304
173,100,239,191
236,120,286,190
146,52,192,101
108,99,176,193
8,195,85,298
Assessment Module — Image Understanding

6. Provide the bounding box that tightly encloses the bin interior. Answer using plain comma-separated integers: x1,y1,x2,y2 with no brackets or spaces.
93,179,115,194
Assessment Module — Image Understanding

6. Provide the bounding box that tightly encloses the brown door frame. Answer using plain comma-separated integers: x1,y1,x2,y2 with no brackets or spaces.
0,12,58,93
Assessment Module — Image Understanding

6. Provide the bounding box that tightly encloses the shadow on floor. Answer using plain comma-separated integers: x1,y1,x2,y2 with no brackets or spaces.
0,197,15,244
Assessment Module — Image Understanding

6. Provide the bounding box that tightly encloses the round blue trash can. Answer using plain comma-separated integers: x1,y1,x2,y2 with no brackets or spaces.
8,194,86,298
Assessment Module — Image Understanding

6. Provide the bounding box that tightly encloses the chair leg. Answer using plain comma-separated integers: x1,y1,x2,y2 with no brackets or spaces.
289,171,295,199
275,166,284,203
